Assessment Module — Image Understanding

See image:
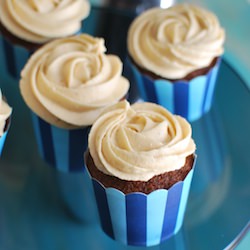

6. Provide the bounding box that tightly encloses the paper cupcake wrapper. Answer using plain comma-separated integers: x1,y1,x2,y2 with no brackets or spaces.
0,131,8,156
0,116,11,156
128,58,221,121
0,30,83,80
86,157,196,247
0,34,32,80
31,113,90,172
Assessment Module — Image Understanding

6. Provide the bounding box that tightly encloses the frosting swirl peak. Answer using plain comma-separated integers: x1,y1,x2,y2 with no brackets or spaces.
89,101,196,181
128,4,225,79
0,0,90,43
20,34,130,128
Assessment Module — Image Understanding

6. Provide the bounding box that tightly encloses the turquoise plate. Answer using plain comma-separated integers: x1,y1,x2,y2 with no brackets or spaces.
0,5,249,250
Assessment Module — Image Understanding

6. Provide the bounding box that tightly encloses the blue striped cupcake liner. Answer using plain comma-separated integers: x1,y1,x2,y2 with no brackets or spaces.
0,131,8,156
86,156,196,247
0,117,11,156
0,33,32,80
0,30,82,80
31,113,90,172
128,58,221,122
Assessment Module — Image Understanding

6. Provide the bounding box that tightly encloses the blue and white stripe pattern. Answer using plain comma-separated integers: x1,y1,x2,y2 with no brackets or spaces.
0,30,82,80
32,113,90,172
0,34,32,80
129,58,221,122
0,131,8,156
89,167,195,246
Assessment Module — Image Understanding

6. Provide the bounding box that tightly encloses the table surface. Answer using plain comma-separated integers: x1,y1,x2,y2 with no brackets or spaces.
1,2,250,250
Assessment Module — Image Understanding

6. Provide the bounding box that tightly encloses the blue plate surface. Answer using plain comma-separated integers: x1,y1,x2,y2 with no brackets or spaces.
0,5,250,250
0,58,249,250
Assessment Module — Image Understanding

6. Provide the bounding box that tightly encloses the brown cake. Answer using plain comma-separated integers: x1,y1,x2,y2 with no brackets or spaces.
0,0,90,46
129,55,219,82
3,116,11,133
127,4,225,81
87,100,196,192
0,0,90,78
0,94,12,135
86,100,196,246
126,4,225,121
0,92,12,155
86,151,195,194
0,22,41,51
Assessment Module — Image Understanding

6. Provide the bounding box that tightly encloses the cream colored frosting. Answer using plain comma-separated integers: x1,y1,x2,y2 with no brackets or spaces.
89,100,196,181
20,34,130,128
128,4,225,79
0,0,90,43
0,90,12,136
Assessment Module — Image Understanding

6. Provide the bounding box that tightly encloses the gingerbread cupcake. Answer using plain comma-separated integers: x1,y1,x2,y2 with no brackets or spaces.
0,0,90,79
0,89,12,155
20,34,130,172
127,3,225,121
85,100,196,246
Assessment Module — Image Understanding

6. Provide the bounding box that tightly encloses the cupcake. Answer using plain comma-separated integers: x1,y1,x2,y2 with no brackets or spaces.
127,3,225,121
85,100,196,246
0,0,90,79
20,34,130,172
0,89,12,155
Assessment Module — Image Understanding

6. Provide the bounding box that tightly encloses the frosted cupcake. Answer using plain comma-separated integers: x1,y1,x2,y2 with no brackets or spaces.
0,0,90,79
127,4,225,121
0,89,12,156
20,34,130,172
85,100,196,246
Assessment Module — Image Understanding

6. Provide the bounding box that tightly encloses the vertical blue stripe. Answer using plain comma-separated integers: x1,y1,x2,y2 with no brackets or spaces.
174,82,189,118
203,63,220,113
32,112,89,172
0,132,7,156
131,64,147,101
92,180,114,239
37,116,56,168
201,70,212,114
126,193,147,246
51,125,69,172
0,36,6,77
189,76,207,121
161,182,183,241
0,34,32,80
69,127,90,172
3,38,17,78
106,189,127,245
123,57,141,104
14,45,30,79
155,80,174,113
31,113,44,159
146,190,168,246
143,75,158,103
174,169,194,234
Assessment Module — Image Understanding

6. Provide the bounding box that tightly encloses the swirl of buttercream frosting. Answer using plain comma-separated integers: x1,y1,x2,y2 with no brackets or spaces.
88,100,196,181
0,90,12,136
128,4,225,79
0,0,90,43
20,34,130,128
